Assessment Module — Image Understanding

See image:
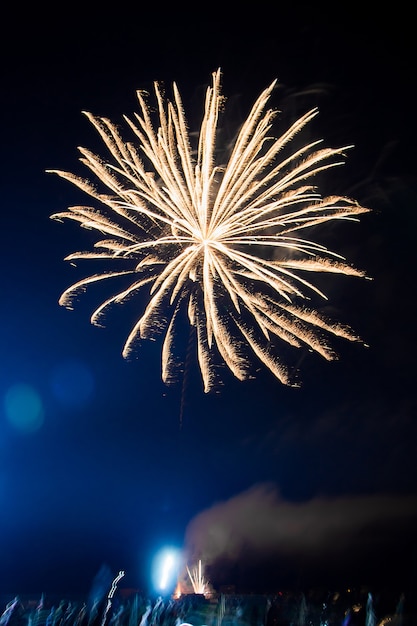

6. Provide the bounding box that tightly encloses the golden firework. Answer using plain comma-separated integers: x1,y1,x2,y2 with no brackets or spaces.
49,69,370,391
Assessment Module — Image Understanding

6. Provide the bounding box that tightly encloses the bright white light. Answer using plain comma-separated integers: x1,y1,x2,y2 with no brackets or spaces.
152,547,180,593
160,553,174,589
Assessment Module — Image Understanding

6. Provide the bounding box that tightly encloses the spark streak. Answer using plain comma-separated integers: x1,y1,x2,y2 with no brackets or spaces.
186,560,209,595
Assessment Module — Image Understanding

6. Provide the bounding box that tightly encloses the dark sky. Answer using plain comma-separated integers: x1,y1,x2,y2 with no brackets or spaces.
1,3,416,600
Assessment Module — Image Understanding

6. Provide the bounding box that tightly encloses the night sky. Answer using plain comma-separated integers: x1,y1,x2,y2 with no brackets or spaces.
1,4,416,599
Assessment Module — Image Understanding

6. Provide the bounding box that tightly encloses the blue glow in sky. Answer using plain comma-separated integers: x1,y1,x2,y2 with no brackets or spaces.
4,383,44,433
50,358,94,408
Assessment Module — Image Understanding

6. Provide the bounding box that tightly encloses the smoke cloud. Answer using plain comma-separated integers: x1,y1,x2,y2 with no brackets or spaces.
184,484,417,587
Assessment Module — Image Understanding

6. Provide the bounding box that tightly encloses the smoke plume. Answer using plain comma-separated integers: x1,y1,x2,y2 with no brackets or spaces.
184,484,417,588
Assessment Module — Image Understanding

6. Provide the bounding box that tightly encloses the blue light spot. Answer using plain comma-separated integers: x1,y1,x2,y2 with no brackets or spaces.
4,384,44,433
50,358,94,408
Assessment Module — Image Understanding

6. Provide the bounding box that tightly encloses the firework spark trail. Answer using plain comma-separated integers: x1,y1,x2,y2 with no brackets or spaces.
49,69,370,391
186,559,209,595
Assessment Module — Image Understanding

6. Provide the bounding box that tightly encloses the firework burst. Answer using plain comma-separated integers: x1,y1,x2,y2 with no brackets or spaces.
49,69,370,392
